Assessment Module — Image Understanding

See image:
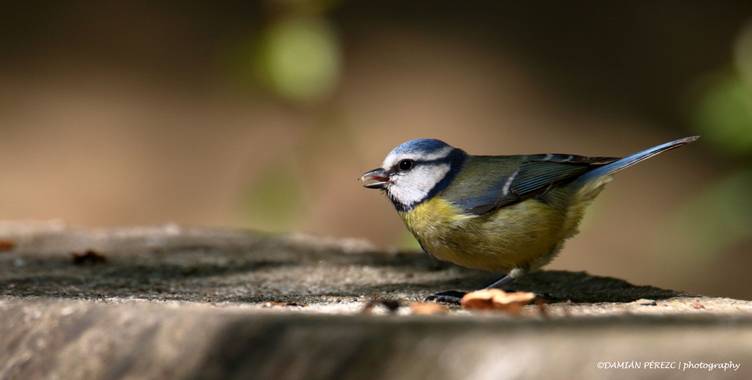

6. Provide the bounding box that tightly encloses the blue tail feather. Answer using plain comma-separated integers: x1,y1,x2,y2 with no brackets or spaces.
575,136,699,185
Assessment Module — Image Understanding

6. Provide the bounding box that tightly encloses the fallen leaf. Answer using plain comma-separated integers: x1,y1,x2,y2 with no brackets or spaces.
461,289,536,314
409,302,448,315
71,250,107,265
0,240,15,252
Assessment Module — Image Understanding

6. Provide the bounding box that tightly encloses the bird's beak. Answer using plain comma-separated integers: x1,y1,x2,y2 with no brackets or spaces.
360,168,389,189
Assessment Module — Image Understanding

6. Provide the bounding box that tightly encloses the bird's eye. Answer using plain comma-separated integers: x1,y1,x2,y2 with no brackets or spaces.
398,159,415,171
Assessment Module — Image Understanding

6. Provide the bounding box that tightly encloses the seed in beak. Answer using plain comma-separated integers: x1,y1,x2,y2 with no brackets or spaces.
360,168,389,189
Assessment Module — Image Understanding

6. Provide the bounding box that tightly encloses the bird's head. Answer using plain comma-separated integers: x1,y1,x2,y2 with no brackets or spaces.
360,138,466,211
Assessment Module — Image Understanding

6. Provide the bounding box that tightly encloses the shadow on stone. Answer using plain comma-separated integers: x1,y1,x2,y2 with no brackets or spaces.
0,232,682,304
506,270,683,302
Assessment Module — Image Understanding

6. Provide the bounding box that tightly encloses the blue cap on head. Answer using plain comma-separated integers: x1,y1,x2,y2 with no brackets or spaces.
392,138,451,155
381,138,459,171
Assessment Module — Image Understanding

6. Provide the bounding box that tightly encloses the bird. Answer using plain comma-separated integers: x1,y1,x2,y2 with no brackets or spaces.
360,136,699,303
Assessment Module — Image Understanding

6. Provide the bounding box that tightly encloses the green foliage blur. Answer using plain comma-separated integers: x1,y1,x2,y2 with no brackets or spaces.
680,22,752,261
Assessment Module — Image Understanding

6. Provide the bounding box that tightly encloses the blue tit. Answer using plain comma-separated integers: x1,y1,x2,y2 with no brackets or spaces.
360,136,698,302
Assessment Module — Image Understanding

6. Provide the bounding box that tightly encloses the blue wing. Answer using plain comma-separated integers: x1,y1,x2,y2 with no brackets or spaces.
442,154,617,215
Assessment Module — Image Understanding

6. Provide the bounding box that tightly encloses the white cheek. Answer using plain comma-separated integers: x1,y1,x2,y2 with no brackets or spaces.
388,164,450,206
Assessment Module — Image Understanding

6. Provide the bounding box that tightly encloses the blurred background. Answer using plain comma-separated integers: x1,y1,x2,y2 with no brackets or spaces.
1,1,751,298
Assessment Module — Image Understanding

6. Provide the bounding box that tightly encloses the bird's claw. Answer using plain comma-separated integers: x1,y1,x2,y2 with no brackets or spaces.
425,290,467,305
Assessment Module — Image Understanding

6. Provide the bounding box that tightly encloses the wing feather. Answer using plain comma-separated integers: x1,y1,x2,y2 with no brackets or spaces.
442,154,618,215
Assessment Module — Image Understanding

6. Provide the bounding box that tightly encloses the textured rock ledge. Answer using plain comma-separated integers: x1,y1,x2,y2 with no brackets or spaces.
1,223,751,379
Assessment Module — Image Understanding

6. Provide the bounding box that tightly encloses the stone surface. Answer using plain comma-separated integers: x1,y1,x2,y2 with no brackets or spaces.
1,223,751,379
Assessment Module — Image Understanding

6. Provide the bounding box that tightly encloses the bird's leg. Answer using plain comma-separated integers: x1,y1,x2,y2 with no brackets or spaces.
486,268,525,289
483,274,513,289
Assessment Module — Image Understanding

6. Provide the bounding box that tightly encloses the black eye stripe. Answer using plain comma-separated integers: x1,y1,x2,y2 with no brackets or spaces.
411,158,446,165
388,149,460,174
390,157,450,173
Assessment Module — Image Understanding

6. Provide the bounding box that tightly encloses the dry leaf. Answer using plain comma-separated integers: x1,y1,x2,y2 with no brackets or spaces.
410,302,448,315
0,240,15,252
461,289,536,314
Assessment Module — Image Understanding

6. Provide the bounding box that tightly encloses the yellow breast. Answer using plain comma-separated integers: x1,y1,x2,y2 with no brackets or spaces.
400,196,569,273
400,197,473,235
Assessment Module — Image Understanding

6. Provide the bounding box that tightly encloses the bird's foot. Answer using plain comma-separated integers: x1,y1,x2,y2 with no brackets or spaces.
425,290,467,305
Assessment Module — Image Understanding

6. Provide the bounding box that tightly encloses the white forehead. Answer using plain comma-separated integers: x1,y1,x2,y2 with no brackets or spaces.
382,145,454,169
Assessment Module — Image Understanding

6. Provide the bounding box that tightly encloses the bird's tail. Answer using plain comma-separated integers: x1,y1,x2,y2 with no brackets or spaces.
556,135,699,240
574,135,700,186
